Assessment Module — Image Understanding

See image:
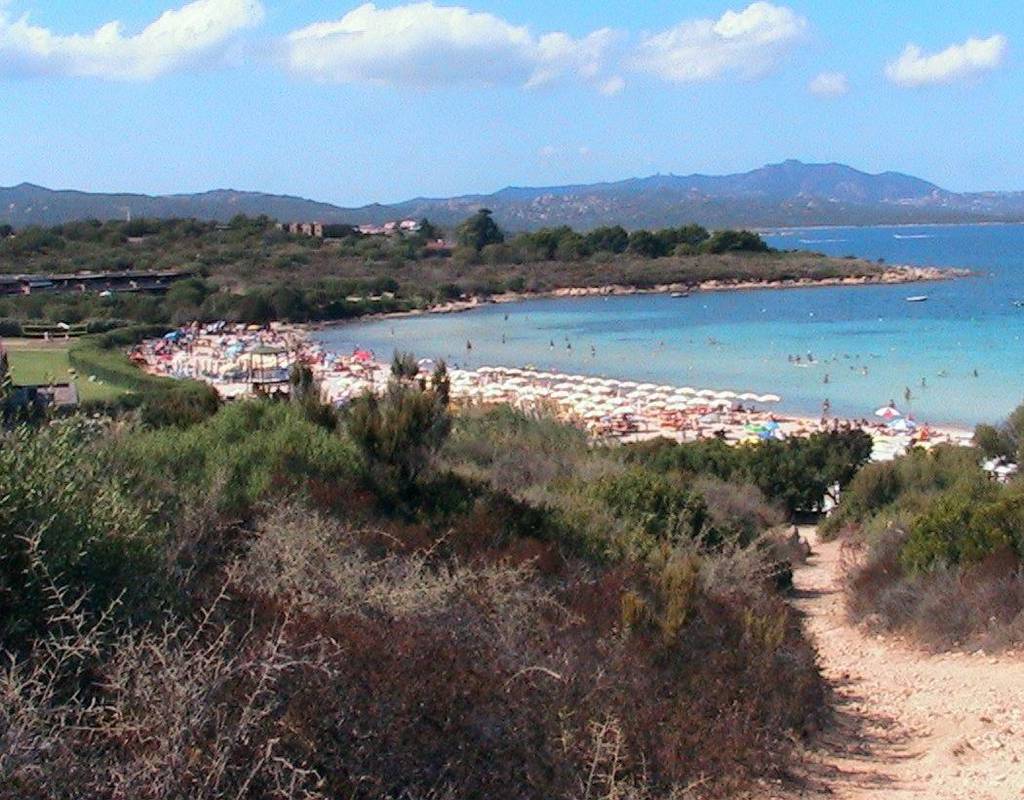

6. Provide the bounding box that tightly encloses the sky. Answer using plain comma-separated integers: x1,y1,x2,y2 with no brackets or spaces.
0,0,1021,205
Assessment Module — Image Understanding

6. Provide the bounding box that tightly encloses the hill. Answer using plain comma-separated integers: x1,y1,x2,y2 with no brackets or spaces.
5,160,1024,230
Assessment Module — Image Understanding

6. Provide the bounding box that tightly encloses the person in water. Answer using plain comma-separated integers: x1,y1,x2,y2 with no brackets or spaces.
466,340,472,352
904,387,912,403
823,373,830,384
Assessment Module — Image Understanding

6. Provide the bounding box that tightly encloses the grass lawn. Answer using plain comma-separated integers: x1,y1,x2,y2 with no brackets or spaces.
5,342,129,402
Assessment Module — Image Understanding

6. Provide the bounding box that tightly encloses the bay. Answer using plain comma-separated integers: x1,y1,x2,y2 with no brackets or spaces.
316,224,1024,427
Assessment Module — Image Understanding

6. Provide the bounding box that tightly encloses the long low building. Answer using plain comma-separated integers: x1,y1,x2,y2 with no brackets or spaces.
0,269,192,296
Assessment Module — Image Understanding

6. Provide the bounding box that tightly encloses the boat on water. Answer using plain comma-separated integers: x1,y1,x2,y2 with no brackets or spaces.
670,291,691,298
905,295,929,303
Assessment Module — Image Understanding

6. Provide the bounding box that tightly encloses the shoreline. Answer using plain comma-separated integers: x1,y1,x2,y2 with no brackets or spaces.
328,265,966,323
135,322,975,462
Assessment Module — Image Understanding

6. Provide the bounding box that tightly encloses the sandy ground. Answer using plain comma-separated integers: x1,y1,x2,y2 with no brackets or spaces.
787,528,1024,799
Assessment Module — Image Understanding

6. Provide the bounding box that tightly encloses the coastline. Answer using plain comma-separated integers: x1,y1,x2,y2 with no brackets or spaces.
333,264,966,323
138,322,975,462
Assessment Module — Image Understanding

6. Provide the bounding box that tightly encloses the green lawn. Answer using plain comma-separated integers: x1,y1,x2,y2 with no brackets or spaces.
7,346,128,402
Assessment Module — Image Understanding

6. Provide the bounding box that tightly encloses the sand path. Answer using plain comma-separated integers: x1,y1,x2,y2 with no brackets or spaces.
789,528,1024,799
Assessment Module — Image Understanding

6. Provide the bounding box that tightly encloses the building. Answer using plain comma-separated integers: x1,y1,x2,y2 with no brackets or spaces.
0,270,192,297
286,222,324,238
357,219,421,237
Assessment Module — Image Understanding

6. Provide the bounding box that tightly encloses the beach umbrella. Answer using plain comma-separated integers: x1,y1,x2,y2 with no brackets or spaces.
619,381,639,389
738,392,761,401
758,394,782,404
696,388,717,398
714,390,738,400
677,387,697,395
657,385,676,393
637,383,658,391
875,406,901,419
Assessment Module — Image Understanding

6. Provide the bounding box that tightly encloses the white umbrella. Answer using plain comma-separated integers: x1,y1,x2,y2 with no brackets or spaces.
875,406,901,419
678,387,697,395
738,392,761,401
714,390,738,400
758,394,782,403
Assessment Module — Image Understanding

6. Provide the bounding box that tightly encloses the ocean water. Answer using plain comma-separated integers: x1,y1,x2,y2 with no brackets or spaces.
316,224,1024,428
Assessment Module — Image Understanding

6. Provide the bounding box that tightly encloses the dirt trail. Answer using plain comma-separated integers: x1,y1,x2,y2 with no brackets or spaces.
790,528,1024,799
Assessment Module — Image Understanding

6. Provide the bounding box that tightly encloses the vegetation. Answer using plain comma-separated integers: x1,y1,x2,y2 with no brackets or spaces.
1,381,830,798
625,429,874,517
824,407,1024,650
0,214,885,329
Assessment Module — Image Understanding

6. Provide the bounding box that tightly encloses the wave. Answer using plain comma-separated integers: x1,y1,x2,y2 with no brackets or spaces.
893,234,933,240
799,238,848,244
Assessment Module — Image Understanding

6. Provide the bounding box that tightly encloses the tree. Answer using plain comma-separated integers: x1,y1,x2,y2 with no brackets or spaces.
456,209,504,252
627,229,668,259
418,218,440,240
701,229,769,254
584,225,629,254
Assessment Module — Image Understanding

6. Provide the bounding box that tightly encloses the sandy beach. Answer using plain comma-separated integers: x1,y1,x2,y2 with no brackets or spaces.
132,321,973,461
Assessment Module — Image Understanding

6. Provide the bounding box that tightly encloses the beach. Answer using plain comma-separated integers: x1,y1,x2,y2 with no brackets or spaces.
132,321,973,462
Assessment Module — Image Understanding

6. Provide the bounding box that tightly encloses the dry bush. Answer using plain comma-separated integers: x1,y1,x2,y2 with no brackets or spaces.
0,569,332,799
844,529,1024,651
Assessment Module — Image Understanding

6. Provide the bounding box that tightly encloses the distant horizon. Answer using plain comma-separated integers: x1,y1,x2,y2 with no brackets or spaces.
4,158,1021,210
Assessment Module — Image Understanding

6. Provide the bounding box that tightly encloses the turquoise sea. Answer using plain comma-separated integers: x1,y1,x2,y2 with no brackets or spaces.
316,224,1024,428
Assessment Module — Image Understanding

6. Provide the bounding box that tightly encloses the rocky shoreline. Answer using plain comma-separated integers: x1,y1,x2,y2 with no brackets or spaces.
365,265,968,320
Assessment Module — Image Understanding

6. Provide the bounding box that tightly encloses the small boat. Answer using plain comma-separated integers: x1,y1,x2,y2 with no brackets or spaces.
670,291,691,298
905,295,928,303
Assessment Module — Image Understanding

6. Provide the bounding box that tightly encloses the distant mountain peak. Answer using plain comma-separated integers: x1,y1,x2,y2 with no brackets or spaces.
2,161,1022,230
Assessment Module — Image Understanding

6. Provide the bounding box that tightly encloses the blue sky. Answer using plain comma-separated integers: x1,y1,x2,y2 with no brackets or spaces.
0,0,1021,204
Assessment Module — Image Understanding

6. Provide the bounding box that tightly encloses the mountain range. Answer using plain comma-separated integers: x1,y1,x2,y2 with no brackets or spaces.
4,160,1024,231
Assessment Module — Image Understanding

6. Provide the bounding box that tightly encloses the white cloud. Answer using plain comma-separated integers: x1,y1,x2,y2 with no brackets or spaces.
0,0,264,80
631,2,807,83
285,2,618,91
885,34,1007,87
808,71,848,97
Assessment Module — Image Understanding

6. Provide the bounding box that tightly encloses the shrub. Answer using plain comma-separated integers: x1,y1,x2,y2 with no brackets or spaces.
347,380,451,493
112,400,360,520
0,421,160,646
